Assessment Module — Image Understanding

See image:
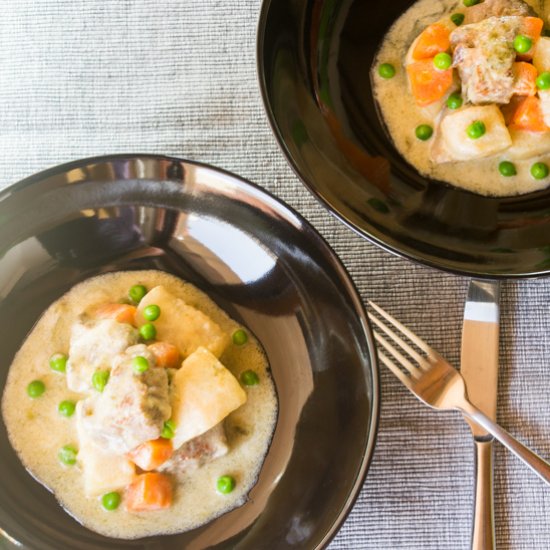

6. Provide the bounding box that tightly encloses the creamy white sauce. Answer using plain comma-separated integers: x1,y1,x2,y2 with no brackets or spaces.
372,0,550,196
1,270,278,539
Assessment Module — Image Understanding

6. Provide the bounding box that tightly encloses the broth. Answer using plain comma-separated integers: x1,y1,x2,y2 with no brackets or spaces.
372,0,550,196
2,270,278,539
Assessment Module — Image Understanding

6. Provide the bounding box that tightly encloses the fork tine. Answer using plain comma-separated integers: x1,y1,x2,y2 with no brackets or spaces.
368,311,431,371
373,331,422,379
368,301,436,358
378,350,413,387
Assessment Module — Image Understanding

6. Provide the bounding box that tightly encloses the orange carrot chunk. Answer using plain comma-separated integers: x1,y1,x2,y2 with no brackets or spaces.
128,439,173,471
521,17,544,41
147,342,181,369
126,472,173,512
517,17,544,60
512,62,537,96
94,303,137,325
407,60,454,106
509,96,549,132
412,24,451,60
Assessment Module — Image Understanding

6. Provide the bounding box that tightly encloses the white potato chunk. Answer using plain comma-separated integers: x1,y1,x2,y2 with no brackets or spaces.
66,319,138,392
506,127,550,160
431,105,512,163
538,89,550,128
136,286,229,359
76,401,136,497
170,347,246,449
533,37,550,73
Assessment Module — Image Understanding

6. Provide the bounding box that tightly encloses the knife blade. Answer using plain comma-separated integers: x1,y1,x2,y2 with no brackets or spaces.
460,279,500,550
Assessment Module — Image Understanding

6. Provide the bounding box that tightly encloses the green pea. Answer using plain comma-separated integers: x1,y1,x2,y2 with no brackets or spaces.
378,63,396,79
536,72,550,90
216,475,236,494
415,124,433,141
433,52,452,70
450,13,465,26
49,353,68,374
101,492,121,511
132,356,149,374
446,92,463,110
161,419,176,439
531,162,549,179
467,120,486,139
92,369,110,392
232,329,248,345
58,400,76,417
139,323,157,341
498,161,517,177
58,444,78,466
463,0,480,5
142,304,161,321
128,284,147,304
240,370,259,386
27,380,45,398
514,35,533,54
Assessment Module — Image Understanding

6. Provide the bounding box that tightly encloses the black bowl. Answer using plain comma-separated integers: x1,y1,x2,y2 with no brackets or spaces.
0,155,378,549
257,0,550,278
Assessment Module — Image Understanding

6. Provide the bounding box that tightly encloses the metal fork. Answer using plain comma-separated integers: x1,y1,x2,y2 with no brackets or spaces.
368,301,550,485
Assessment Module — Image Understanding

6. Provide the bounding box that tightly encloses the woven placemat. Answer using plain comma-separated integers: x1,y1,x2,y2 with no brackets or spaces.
1,1,549,548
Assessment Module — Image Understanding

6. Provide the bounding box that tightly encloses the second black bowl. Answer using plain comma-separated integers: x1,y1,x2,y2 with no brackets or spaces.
258,0,550,278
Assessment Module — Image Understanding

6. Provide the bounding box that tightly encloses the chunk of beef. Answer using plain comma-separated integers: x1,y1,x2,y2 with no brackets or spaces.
66,318,138,392
160,423,229,475
82,344,171,454
451,17,522,105
464,0,534,25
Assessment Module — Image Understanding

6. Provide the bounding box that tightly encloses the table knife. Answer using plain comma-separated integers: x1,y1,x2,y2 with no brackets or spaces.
460,279,500,550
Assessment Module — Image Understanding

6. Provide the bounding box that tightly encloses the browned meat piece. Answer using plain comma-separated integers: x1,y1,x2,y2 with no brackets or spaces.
82,344,171,454
66,318,138,392
464,0,534,25
160,423,229,475
451,17,523,104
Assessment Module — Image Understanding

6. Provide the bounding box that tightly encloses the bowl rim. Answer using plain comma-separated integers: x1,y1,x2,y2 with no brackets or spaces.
0,153,380,549
255,0,550,281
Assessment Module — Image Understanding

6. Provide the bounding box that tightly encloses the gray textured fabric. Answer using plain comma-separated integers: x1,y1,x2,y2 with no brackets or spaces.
1,1,550,548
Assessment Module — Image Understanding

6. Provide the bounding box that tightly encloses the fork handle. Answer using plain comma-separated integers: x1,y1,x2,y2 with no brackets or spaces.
461,402,550,485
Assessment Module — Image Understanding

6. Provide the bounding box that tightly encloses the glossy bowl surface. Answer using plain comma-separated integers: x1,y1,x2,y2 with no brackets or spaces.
257,0,550,278
0,155,378,550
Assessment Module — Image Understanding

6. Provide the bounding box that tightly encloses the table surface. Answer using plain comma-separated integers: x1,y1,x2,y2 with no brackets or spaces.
1,1,550,548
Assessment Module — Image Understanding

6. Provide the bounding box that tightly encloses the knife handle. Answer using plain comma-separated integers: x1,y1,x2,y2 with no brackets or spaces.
472,439,495,550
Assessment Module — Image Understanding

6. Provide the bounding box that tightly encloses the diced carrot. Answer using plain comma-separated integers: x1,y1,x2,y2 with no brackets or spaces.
501,95,524,125
125,472,173,512
94,303,137,325
521,17,544,41
518,17,544,60
412,24,451,61
147,342,181,369
509,96,549,132
128,439,173,471
407,59,453,106
512,62,537,96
